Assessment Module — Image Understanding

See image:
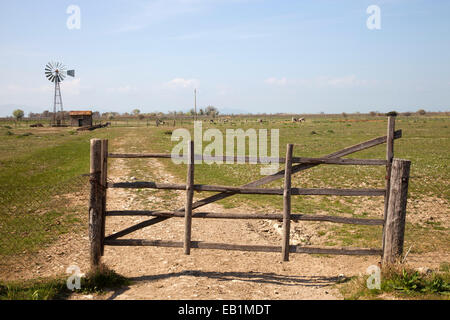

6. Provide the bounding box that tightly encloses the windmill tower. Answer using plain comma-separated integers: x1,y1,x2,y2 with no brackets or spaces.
45,62,75,126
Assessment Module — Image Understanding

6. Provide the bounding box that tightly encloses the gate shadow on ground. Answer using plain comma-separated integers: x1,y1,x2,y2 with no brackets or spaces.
106,270,349,300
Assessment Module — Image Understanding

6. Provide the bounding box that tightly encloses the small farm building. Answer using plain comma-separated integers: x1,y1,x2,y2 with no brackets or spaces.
69,111,93,127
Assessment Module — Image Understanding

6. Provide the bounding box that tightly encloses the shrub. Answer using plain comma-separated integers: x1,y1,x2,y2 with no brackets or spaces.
417,109,426,115
386,111,398,117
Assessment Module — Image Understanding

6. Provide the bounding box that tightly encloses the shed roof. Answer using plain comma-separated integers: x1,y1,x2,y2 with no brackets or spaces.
69,111,92,116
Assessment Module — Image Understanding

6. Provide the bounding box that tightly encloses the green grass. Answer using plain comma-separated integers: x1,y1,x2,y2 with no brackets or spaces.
0,127,120,257
0,266,129,300
339,266,450,300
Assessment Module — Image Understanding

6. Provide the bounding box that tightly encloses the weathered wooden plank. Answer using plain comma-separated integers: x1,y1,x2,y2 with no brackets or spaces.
104,217,167,241
89,139,103,270
282,144,293,261
184,140,194,255
108,153,172,159
382,117,396,253
292,158,387,166
383,159,411,265
326,130,402,159
290,188,385,196
106,211,384,226
100,139,108,256
108,182,185,189
103,239,382,256
109,181,385,196
108,152,387,166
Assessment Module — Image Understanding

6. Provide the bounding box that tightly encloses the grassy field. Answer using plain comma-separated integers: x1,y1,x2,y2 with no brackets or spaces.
116,115,449,254
0,114,448,296
0,126,119,256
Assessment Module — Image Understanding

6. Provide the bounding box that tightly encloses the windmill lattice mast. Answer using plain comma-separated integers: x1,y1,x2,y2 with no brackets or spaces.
44,62,75,126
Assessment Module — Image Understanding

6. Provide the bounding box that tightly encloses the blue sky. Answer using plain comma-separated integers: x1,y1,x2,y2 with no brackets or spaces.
0,0,449,116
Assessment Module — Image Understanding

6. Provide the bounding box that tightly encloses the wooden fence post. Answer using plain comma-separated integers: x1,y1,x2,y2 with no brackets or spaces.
100,139,108,256
184,140,195,255
382,116,395,252
282,144,294,261
89,139,103,270
382,158,411,265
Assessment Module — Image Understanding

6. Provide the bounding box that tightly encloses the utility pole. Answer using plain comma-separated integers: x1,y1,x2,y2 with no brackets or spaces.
194,89,197,121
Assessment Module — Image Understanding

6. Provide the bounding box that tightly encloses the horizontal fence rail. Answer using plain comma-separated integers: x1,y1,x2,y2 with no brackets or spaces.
107,182,386,197
105,210,385,226
108,153,387,166
103,239,383,256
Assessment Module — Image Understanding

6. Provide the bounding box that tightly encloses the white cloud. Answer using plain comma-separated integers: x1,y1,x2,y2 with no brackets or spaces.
0,84,53,95
106,85,138,94
0,79,83,97
61,78,82,95
166,78,199,88
310,75,371,88
264,77,288,86
265,75,375,88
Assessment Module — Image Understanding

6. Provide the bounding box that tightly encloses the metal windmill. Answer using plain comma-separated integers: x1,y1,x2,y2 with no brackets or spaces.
45,62,75,126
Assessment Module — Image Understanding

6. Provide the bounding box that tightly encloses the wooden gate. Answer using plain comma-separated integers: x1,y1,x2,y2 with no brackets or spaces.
88,117,411,271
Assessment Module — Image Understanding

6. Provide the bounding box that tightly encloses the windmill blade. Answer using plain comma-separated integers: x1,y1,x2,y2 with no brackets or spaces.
49,75,55,82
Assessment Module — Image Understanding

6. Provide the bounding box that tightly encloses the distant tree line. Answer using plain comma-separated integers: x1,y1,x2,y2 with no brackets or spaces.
5,107,444,121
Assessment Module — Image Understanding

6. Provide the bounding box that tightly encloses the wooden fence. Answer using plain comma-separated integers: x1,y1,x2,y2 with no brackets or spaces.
88,116,411,271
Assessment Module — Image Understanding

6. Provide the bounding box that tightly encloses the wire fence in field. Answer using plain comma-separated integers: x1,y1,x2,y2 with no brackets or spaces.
0,175,90,276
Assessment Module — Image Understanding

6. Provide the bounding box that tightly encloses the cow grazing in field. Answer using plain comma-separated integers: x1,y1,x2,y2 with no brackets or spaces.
292,117,306,123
